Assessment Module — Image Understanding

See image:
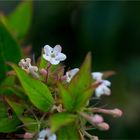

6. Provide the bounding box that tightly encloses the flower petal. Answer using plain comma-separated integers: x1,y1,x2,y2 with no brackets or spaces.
95,84,111,97
55,53,66,61
48,134,57,140
69,68,79,77
95,85,104,97
50,58,60,65
102,80,111,86
92,72,103,81
66,68,79,82
54,45,62,53
102,85,111,96
38,129,49,139
44,45,53,56
43,54,51,61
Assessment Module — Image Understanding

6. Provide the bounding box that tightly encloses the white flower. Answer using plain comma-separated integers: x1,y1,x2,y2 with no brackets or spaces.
95,80,111,97
19,58,31,71
19,58,39,78
38,129,56,140
91,72,103,81
66,68,79,82
43,45,66,65
91,72,111,97
48,134,57,140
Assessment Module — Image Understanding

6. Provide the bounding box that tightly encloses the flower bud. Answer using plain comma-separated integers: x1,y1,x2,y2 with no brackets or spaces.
93,108,123,118
91,114,104,124
92,136,99,140
97,122,110,131
80,112,103,125
16,132,34,139
110,108,123,118
24,132,34,139
61,75,67,81
40,68,48,76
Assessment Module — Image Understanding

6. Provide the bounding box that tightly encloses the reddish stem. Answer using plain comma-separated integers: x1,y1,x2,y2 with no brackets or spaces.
45,63,51,82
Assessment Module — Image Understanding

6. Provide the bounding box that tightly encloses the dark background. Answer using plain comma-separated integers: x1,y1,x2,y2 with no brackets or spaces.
0,0,140,139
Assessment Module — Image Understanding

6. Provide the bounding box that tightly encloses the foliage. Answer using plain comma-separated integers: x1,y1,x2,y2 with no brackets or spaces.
0,1,122,140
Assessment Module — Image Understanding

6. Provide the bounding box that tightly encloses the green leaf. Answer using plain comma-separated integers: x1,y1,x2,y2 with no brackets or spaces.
11,64,54,112
0,75,15,87
20,117,38,132
58,83,73,111
0,102,21,133
57,124,80,140
5,98,38,132
74,88,94,111
1,86,27,100
1,0,32,39
68,53,92,111
0,76,15,95
0,21,22,82
5,98,26,116
0,76,27,99
50,112,77,132
0,116,21,133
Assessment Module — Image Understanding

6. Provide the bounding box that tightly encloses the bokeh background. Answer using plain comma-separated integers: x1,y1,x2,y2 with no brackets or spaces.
0,0,140,139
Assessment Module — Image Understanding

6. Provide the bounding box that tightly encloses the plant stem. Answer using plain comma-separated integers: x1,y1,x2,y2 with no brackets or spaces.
45,63,51,82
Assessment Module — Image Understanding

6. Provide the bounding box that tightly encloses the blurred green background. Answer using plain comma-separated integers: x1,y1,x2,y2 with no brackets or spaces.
0,0,140,139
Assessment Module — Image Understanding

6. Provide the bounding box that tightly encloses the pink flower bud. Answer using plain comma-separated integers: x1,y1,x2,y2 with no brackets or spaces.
110,108,123,118
97,122,110,131
91,114,104,124
40,68,47,76
16,132,34,139
93,108,123,118
80,112,104,126
61,75,67,81
93,136,99,140
23,132,34,139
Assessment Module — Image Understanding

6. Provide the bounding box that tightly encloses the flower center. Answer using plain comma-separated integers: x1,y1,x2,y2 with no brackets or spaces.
51,53,55,58
68,74,71,78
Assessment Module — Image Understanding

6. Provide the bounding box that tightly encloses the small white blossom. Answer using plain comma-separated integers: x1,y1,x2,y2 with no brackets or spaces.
19,58,31,71
66,68,79,82
19,58,39,78
91,72,111,97
91,72,103,81
38,129,56,140
43,45,66,65
95,80,111,97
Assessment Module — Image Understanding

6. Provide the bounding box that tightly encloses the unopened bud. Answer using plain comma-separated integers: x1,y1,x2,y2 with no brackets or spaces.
80,112,103,126
97,122,110,131
16,132,34,139
91,114,104,124
61,75,67,81
40,68,47,76
92,135,99,140
23,132,34,139
110,108,123,118
93,108,123,118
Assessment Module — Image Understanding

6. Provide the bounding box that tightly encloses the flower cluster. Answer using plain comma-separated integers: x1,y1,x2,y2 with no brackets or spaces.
17,44,123,140
42,45,111,98
19,45,111,98
19,58,39,78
